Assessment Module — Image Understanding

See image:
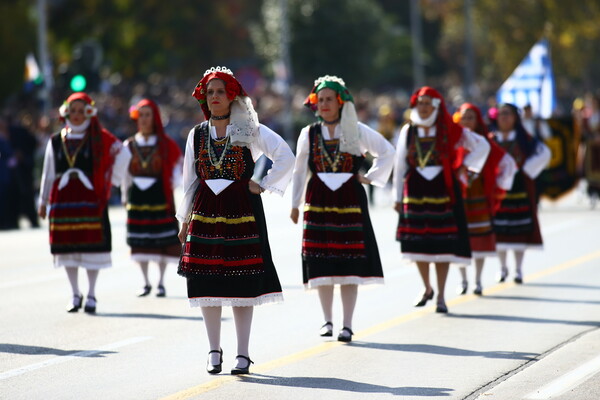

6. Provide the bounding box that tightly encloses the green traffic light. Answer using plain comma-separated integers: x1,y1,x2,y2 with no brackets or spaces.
70,74,87,91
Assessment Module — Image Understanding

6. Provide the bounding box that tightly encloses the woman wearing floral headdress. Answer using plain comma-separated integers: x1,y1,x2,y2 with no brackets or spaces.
393,87,490,313
122,99,183,298
177,67,294,375
38,92,131,313
492,103,551,284
455,103,517,296
290,75,395,342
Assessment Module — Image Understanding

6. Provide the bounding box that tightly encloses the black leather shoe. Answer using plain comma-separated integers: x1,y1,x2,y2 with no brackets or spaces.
231,355,253,375
497,268,508,283
319,321,333,337
514,276,523,284
66,294,83,313
473,285,483,296
337,327,354,342
84,296,97,314
206,349,223,374
156,285,166,297
414,290,434,307
137,285,151,297
457,282,468,295
436,303,448,313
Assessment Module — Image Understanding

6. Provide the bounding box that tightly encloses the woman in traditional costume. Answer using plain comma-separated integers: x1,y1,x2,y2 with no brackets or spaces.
177,67,294,375
123,99,183,297
456,103,517,295
290,75,395,342
38,92,131,313
393,87,490,313
492,104,551,284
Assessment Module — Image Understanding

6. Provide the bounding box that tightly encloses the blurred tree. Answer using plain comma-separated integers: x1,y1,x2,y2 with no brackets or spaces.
252,0,414,89
434,0,600,93
0,1,37,103
47,0,261,79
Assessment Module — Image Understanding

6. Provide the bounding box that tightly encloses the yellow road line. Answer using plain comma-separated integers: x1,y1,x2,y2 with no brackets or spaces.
161,249,600,400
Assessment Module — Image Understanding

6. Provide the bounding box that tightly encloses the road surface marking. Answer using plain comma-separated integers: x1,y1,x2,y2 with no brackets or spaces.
160,249,600,400
525,354,600,399
0,336,152,381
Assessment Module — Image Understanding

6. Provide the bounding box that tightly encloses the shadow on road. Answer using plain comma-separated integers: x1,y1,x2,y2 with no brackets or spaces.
348,342,537,360
92,312,204,321
481,294,600,305
523,282,600,290
0,343,115,357
235,373,453,396
446,313,600,327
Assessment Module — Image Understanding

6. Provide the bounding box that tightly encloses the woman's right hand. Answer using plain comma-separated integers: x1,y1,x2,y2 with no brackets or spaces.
393,202,402,213
290,208,299,224
178,222,188,243
38,204,47,219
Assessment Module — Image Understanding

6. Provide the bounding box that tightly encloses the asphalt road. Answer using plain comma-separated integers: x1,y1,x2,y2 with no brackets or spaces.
1,185,599,400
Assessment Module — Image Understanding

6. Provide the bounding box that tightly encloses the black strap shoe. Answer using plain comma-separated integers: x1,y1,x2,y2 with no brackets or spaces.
206,349,223,374
337,327,354,342
319,321,333,337
66,294,83,313
84,296,97,314
231,355,254,375
137,285,151,297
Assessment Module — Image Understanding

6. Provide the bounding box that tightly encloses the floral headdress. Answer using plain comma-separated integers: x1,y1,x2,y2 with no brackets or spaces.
192,66,259,147
303,75,361,156
59,92,98,121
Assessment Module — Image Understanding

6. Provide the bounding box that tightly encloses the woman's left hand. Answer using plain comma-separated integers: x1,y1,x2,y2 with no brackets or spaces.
358,175,372,185
248,180,263,194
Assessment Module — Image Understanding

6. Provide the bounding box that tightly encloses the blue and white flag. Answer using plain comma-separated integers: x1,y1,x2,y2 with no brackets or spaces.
496,38,556,118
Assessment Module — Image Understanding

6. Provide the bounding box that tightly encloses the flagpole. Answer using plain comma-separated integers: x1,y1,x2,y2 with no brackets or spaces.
37,0,52,117
464,0,475,101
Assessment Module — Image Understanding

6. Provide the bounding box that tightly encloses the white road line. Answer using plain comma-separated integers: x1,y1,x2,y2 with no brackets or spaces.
0,336,152,381
525,354,600,399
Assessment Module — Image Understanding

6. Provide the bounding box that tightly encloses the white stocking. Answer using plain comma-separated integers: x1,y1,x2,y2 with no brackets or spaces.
232,306,254,368
514,250,525,276
340,284,358,329
317,285,334,323
65,267,80,296
138,261,150,286
158,261,167,286
86,269,99,298
201,306,222,365
498,250,508,274
474,258,485,285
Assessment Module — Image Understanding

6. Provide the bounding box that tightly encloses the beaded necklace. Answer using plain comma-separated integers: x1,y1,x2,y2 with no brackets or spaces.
318,132,342,172
207,132,231,170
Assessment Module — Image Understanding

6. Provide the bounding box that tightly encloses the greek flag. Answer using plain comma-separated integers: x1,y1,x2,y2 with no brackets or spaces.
496,38,556,118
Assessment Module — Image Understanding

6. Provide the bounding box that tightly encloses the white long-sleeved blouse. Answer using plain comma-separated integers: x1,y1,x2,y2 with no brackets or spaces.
175,123,295,223
392,124,491,202
38,131,131,208
120,134,183,204
493,130,552,180
290,122,395,209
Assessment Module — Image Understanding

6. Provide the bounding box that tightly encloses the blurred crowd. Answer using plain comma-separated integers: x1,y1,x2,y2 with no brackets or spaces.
1,72,600,230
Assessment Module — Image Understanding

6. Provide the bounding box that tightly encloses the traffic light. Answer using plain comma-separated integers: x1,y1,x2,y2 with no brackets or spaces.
70,74,87,91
